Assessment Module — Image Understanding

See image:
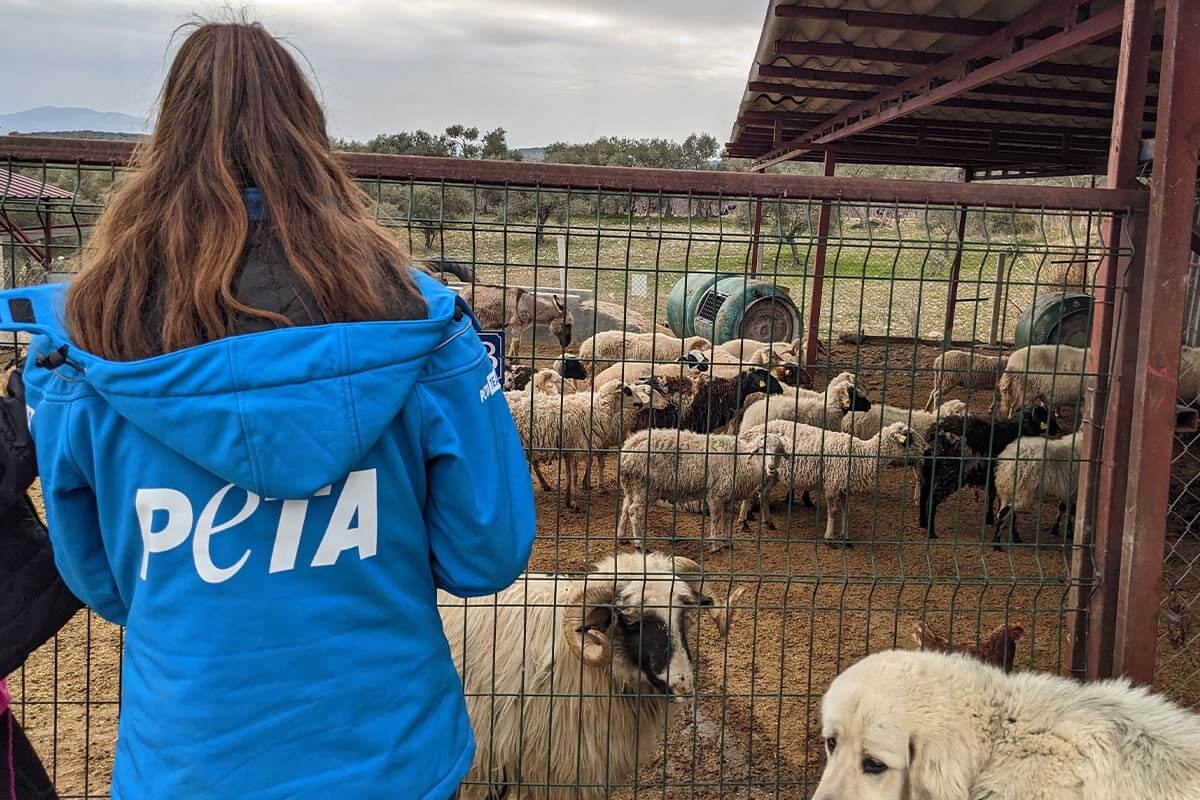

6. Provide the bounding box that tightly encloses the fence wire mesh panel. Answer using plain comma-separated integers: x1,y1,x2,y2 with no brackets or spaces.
2,153,1173,799
1163,196,1200,710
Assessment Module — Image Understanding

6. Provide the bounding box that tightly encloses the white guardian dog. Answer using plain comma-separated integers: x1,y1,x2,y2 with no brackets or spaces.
814,649,1200,800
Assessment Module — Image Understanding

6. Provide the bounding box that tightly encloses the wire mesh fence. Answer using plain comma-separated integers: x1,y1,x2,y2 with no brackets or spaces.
3,152,1189,799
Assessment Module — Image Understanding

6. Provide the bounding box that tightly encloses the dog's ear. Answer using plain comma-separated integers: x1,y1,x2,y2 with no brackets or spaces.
907,729,974,800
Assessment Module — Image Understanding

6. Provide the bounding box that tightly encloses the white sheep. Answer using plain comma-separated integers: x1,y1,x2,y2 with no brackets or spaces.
621,332,712,364
508,379,669,509
617,428,788,552
587,358,697,392
840,399,967,441
997,345,1088,417
992,430,1082,546
440,551,745,800
738,373,867,433
743,420,922,544
577,330,639,371
924,350,1007,411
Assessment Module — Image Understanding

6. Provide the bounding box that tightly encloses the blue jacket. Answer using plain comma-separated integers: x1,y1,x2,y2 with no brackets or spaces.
0,271,536,799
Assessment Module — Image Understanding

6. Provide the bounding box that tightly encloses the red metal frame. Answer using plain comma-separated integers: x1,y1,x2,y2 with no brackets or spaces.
0,210,52,264
773,40,1130,82
1113,0,1200,684
0,136,1144,210
754,67,1119,105
774,4,1006,36
755,0,1152,170
1066,0,1156,681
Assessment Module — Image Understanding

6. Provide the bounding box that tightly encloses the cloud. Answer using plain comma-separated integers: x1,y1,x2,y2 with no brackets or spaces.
0,0,762,145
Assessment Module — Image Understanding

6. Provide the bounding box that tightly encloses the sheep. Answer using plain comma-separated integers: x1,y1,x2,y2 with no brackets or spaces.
617,429,788,552
469,285,572,356
738,373,870,433
551,354,588,392
508,379,669,509
621,333,713,365
840,399,967,441
643,368,784,434
505,356,587,392
576,332,710,374
717,337,828,367
923,349,1007,411
917,405,1058,540
997,344,1088,417
441,551,745,800
993,430,1083,547
588,358,697,392
577,330,638,370
742,421,923,544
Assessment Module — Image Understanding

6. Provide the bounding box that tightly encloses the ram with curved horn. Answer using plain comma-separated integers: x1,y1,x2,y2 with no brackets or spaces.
439,551,745,800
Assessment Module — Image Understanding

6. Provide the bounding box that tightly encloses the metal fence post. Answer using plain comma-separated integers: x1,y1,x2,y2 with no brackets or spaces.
748,199,764,278
942,168,974,348
989,250,1007,345
1065,0,1155,680
1113,0,1200,684
805,152,836,365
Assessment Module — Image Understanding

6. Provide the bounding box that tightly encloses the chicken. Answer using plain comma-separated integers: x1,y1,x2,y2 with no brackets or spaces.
912,621,1025,673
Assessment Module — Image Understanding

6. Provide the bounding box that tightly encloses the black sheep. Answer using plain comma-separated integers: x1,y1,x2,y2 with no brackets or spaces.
918,405,1058,539
639,369,782,433
555,356,587,381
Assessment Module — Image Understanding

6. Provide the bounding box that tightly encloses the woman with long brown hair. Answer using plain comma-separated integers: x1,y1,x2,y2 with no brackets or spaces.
4,20,535,799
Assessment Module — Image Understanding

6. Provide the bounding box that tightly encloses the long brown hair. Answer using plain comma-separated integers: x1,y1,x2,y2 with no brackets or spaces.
67,20,424,360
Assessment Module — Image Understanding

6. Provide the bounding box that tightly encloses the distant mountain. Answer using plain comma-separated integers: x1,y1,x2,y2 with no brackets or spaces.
0,106,148,136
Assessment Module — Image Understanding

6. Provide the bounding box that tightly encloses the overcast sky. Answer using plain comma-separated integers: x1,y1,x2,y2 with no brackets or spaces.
2,0,764,147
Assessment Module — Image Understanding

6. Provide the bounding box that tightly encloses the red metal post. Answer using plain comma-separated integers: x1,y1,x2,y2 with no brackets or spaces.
805,152,836,365
43,209,52,266
748,199,764,278
1066,0,1155,680
942,169,973,348
1113,0,1200,684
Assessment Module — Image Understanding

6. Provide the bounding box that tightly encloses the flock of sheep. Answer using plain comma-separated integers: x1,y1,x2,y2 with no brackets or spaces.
437,280,1200,799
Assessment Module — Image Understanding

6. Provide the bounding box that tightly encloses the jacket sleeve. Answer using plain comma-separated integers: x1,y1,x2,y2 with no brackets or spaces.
30,399,126,625
0,497,84,677
416,325,536,598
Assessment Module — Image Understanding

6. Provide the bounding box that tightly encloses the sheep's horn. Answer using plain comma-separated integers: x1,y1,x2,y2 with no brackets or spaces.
712,586,747,638
562,583,617,668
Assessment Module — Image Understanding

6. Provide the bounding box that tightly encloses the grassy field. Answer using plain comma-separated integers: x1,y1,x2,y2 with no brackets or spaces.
376,208,1107,343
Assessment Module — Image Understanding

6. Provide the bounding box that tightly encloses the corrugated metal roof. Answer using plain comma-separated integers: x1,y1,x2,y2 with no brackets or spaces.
729,0,1163,173
0,168,74,200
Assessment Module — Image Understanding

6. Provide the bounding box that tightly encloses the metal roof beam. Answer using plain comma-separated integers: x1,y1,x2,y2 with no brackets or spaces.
773,3,1162,50
755,66,1121,104
747,82,1145,122
774,4,1006,36
755,0,1154,170
773,40,1143,82
736,109,1114,138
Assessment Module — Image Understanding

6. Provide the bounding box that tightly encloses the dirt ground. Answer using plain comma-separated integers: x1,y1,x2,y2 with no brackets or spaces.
9,340,1199,800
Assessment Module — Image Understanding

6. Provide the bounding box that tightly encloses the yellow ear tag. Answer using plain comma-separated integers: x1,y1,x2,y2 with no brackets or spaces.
897,433,908,445
759,380,766,388
1039,421,1047,431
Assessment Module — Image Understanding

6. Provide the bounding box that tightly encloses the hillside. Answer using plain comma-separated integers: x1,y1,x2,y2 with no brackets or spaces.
0,106,147,135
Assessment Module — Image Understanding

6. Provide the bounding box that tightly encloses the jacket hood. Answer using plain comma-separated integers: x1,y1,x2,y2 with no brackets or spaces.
21,270,469,498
